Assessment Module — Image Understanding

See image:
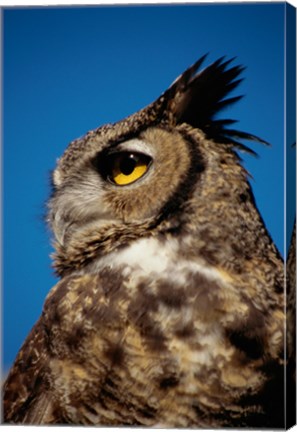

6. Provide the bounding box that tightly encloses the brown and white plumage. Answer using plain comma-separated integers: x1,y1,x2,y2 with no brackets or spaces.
3,56,287,427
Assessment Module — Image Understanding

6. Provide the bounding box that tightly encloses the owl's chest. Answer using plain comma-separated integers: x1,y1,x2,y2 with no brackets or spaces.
54,236,240,362
52,238,278,426
94,236,251,370
80,237,266,426
91,238,249,354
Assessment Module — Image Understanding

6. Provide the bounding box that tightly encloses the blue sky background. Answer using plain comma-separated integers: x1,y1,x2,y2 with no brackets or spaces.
2,3,295,373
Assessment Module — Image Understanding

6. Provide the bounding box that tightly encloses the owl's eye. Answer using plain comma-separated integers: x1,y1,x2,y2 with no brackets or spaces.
106,152,152,186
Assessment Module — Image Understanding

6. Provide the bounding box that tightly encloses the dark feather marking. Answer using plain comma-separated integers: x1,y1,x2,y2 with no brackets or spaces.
132,284,160,313
239,193,248,203
65,324,87,352
98,387,119,404
127,286,167,351
225,302,266,359
104,343,125,367
174,322,195,339
82,401,98,417
192,403,209,421
99,267,126,297
188,271,221,297
159,375,180,389
95,375,122,413
137,405,158,419
138,317,167,352
157,281,187,309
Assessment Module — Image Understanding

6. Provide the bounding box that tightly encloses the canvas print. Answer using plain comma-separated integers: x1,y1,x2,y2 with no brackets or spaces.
2,2,296,428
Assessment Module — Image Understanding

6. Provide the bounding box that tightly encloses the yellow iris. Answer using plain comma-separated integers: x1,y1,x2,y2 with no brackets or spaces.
109,152,151,186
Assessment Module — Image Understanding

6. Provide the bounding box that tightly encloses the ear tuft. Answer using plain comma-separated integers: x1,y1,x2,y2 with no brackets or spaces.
157,55,269,155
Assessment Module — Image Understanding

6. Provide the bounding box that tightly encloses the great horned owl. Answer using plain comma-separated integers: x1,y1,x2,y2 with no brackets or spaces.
3,55,286,427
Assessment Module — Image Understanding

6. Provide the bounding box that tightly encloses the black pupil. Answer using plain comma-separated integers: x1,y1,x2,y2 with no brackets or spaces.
120,155,137,175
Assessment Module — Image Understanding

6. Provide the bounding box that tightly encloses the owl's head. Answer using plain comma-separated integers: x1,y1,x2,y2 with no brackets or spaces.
48,55,269,276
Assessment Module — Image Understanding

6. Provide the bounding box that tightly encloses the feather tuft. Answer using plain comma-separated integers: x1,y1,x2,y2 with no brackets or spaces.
157,55,268,156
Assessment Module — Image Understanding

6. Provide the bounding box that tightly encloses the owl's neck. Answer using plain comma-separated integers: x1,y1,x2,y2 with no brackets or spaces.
52,186,282,281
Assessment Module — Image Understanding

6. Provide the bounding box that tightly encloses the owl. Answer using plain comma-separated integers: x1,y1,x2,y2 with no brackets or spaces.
3,55,288,427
